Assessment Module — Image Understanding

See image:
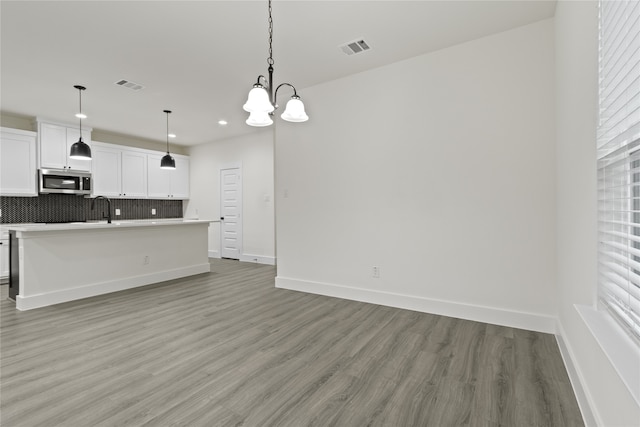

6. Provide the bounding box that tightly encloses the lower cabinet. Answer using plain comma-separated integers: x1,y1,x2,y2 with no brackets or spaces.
0,236,8,284
147,154,190,199
0,127,37,196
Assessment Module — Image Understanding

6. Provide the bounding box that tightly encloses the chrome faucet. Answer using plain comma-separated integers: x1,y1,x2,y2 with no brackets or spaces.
91,196,112,224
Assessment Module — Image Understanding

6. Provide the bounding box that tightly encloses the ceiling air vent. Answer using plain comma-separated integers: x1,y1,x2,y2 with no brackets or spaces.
339,39,371,56
114,79,145,91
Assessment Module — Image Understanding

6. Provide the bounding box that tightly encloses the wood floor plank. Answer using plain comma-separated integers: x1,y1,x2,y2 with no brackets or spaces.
0,259,584,426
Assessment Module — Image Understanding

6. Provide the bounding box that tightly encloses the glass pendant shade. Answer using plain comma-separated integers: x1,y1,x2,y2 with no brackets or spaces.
243,85,274,113
281,97,309,122
69,137,92,160
246,111,274,127
160,153,176,169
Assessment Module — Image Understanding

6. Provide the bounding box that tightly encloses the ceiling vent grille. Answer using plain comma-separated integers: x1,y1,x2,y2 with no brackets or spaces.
339,39,371,56
114,79,145,91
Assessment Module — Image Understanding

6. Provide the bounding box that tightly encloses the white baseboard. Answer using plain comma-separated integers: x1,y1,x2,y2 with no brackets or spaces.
16,263,211,311
209,250,275,265
555,320,598,427
275,276,556,334
240,253,276,265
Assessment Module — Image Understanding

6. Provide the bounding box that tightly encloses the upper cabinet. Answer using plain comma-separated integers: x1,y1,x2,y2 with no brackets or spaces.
147,153,190,199
92,142,147,198
0,127,37,196
37,120,92,172
33,120,189,200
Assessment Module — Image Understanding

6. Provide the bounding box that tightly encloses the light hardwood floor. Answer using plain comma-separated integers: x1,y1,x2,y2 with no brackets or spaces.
1,259,583,426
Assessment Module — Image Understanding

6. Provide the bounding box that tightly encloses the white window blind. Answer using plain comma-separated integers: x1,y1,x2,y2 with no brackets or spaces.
597,0,640,340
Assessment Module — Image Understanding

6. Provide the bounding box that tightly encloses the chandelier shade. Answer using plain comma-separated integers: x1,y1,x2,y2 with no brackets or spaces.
281,96,309,123
246,111,274,127
243,85,274,113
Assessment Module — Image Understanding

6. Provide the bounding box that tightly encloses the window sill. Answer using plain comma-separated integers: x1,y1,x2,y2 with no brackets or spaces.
576,304,640,406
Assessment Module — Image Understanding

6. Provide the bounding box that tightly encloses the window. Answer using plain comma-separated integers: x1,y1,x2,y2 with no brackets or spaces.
597,0,640,340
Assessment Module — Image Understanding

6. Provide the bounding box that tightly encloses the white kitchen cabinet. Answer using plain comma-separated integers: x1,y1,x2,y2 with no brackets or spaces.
0,238,7,283
121,150,148,197
92,142,147,198
0,227,8,283
171,156,190,199
91,143,121,197
147,153,189,199
0,127,37,196
37,120,92,171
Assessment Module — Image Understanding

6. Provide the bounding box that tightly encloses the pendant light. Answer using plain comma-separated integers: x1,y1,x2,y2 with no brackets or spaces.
160,110,176,170
243,0,309,126
69,85,92,160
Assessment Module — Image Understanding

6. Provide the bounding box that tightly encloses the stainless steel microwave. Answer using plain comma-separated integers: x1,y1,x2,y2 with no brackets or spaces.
38,168,91,195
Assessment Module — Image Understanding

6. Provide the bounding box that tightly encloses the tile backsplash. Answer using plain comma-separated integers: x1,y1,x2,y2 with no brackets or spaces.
0,195,182,224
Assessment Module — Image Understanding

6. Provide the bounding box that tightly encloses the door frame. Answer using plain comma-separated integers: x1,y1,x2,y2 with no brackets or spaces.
219,163,242,259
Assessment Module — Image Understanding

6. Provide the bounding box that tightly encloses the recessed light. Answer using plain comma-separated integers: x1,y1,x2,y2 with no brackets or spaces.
218,120,228,126
168,133,176,138
75,113,87,119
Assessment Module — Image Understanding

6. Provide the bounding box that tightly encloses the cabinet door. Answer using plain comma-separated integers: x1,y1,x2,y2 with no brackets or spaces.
0,239,8,281
66,128,92,171
39,123,67,169
0,129,37,196
121,150,147,198
147,153,172,198
171,156,190,199
92,144,122,197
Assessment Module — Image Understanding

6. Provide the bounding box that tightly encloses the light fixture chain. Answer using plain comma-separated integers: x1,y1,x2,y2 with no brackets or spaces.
267,0,274,66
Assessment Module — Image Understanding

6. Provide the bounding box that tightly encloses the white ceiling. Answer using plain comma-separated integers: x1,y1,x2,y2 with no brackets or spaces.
1,0,556,148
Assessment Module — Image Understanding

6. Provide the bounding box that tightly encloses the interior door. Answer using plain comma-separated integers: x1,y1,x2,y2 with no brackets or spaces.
220,167,242,259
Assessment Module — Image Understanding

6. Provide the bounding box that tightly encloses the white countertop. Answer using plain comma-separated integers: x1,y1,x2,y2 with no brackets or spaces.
2,218,220,233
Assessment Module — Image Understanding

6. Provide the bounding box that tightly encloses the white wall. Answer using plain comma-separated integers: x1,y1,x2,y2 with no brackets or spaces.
186,131,275,263
555,1,640,425
275,19,556,332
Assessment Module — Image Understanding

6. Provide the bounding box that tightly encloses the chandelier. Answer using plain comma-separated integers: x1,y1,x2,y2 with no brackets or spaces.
243,0,309,127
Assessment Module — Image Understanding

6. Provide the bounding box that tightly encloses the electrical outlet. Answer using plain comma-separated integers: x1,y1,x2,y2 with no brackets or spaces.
152,209,156,215
143,255,149,265
372,266,380,278
115,208,121,216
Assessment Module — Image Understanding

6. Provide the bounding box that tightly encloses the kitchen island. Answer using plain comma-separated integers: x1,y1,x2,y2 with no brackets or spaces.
4,219,216,310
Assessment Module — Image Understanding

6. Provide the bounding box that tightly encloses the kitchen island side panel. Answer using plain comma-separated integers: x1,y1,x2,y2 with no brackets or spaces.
13,222,210,310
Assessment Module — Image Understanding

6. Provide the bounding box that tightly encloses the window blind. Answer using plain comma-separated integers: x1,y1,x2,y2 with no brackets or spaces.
597,0,640,340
